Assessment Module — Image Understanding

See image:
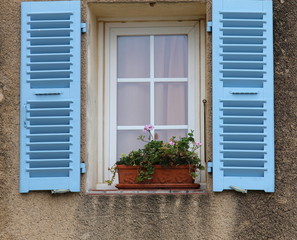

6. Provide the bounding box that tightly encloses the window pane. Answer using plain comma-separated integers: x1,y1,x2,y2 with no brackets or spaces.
117,130,146,160
117,83,150,126
117,36,150,78
155,82,188,125
155,129,187,142
154,35,188,78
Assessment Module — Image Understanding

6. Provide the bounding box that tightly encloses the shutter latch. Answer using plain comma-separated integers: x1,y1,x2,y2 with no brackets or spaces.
207,161,213,173
80,163,86,173
81,23,87,33
207,21,212,32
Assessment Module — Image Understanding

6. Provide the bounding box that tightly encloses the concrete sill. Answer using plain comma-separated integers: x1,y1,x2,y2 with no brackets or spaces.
87,189,208,196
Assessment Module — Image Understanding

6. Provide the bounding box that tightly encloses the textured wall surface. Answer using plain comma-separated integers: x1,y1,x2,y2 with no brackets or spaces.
0,0,296,239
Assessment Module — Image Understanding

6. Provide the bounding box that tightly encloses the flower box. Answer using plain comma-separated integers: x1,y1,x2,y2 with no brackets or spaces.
116,165,200,189
106,125,204,189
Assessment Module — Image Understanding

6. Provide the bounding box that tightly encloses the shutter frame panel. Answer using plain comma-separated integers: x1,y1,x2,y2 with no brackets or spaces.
20,1,81,193
212,0,274,192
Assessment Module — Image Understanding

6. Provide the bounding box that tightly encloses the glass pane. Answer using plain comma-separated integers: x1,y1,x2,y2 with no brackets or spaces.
155,82,188,125
117,130,146,160
117,83,150,126
154,35,188,78
117,36,150,78
155,129,187,142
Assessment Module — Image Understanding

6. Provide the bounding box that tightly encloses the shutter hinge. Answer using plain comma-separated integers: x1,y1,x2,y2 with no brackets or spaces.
207,21,212,33
80,163,86,173
207,161,213,173
81,23,87,33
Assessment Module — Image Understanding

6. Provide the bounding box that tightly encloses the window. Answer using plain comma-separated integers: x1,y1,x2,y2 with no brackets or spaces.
95,21,206,188
20,0,274,193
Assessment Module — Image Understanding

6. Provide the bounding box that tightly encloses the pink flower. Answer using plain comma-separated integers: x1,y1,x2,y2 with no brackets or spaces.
169,141,175,146
144,124,154,132
195,142,202,146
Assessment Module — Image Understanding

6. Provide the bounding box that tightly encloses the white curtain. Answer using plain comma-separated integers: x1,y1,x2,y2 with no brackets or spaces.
117,35,188,156
117,82,150,126
154,35,188,78
117,36,150,78
154,35,188,141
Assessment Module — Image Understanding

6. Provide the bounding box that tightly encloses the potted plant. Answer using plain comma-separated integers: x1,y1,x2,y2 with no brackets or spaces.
107,125,204,189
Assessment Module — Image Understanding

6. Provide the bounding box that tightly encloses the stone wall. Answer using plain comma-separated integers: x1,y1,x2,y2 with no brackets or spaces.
0,0,296,239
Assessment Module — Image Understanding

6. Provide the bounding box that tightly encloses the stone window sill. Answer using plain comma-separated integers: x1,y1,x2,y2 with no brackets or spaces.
87,188,208,196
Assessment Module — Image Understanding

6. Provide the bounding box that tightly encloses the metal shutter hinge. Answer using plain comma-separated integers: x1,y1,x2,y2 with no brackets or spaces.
80,163,86,173
207,162,213,173
81,23,87,33
207,21,212,32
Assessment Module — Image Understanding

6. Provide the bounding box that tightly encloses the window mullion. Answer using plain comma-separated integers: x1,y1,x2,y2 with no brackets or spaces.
150,35,155,136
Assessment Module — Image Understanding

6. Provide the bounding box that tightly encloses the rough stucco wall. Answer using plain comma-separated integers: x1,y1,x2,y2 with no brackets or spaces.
0,0,297,239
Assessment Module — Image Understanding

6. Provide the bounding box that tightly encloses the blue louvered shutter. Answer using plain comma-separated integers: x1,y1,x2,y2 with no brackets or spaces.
20,1,81,193
212,0,274,192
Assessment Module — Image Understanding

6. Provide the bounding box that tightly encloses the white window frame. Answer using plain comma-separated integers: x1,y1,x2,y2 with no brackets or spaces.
96,21,206,189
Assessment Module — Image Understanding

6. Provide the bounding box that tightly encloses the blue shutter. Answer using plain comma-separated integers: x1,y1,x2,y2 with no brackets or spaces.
20,1,81,193
212,0,274,192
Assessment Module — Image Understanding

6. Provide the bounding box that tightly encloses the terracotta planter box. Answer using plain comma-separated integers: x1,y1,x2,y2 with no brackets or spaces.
116,165,200,189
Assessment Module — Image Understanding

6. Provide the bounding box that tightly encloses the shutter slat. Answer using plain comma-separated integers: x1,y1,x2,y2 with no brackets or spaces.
213,0,274,192
27,142,72,145
27,159,72,162
220,117,267,120
27,133,73,137
220,107,266,110
27,79,73,83
28,29,74,32
27,168,72,171
221,52,266,55
221,20,267,23
27,150,73,154
28,37,73,40
27,108,73,111
220,124,266,127
27,11,74,15
27,117,73,119
221,36,267,39
219,11,266,14
221,62,266,64
28,70,73,74
28,20,73,23
221,167,267,171
221,133,267,136
20,1,81,193
28,62,72,65
28,45,73,48
221,70,266,73
220,78,267,81
28,53,73,55
220,99,266,102
222,158,267,162
220,44,266,47
221,142,267,145
220,28,266,31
